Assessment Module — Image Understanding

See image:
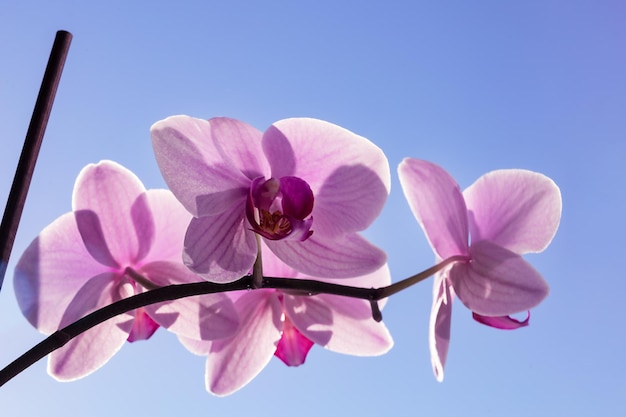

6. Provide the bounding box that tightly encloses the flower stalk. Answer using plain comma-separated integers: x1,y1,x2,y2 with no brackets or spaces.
0,256,463,388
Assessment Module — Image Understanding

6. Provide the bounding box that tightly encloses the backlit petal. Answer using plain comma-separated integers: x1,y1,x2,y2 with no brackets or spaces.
258,242,299,278
14,213,106,333
263,118,390,237
48,273,133,381
72,161,152,266
204,291,282,396
449,240,549,316
464,169,562,254
398,158,469,259
151,115,268,217
177,334,211,356
141,189,192,264
183,202,257,283
141,261,239,340
429,273,454,382
265,232,386,278
285,293,393,356
290,263,392,309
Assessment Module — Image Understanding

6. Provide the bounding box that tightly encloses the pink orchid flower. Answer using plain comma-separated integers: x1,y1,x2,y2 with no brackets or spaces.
14,161,239,381
151,116,389,283
178,242,394,396
398,158,561,381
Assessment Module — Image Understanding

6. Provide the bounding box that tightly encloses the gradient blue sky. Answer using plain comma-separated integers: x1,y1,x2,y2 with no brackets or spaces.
1,1,625,416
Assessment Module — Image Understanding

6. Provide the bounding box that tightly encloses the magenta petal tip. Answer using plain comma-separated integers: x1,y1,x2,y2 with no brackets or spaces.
472,311,530,330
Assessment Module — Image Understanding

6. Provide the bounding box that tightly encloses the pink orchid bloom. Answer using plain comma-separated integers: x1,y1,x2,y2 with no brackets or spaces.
178,243,394,396
151,116,389,283
14,161,239,381
398,158,561,382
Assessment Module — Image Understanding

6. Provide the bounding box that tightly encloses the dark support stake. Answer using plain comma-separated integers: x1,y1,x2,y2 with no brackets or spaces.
0,30,72,291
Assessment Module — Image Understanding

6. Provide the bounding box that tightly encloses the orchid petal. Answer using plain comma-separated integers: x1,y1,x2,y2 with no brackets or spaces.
72,161,152,266
285,293,393,356
274,315,314,366
307,263,392,291
141,261,239,340
464,169,562,254
262,244,391,312
300,264,392,309
204,291,283,396
175,291,249,355
263,118,390,237
48,273,133,381
472,311,530,330
183,202,257,283
14,213,106,333
279,176,314,220
429,273,454,382
126,308,160,342
72,210,119,268
151,115,268,217
265,232,386,278
177,334,211,356
449,240,549,316
141,189,193,264
398,158,469,259
258,242,299,277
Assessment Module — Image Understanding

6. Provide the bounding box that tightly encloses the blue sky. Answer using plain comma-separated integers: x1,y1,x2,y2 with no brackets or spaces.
1,1,625,416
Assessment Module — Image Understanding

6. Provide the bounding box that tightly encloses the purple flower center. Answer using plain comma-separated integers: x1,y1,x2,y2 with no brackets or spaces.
246,176,314,241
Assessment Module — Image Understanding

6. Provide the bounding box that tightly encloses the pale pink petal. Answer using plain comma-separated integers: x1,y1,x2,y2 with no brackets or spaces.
284,293,393,356
261,241,392,288
177,334,211,356
72,210,118,268
265,232,386,278
130,193,155,263
264,246,392,309
398,158,469,259
13,213,106,333
429,273,454,382
302,263,392,293
464,169,562,254
262,118,390,237
183,202,257,283
259,241,299,278
472,312,530,330
126,308,160,342
141,189,192,264
151,115,269,217
140,261,239,340
449,240,549,316
204,291,283,396
48,273,134,381
274,315,314,366
175,292,252,355
72,161,152,266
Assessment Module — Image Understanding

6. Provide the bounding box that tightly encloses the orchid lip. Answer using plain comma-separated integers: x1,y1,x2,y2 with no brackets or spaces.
472,311,530,330
246,176,314,241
